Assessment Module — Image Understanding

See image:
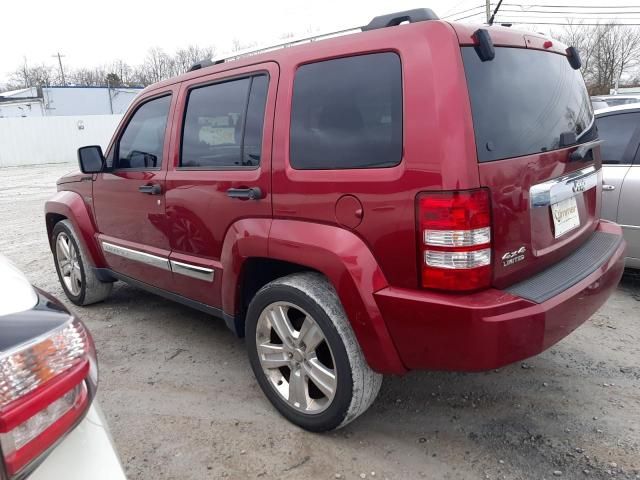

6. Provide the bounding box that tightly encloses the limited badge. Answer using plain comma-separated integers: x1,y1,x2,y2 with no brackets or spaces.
502,246,526,267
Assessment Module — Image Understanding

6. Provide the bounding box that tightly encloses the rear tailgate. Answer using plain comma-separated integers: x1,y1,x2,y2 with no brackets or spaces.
458,28,601,288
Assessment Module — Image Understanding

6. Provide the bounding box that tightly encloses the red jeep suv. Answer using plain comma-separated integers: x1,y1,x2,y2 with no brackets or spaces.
45,9,626,431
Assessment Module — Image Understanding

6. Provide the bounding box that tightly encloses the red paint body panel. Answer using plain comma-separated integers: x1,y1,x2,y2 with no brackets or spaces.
271,21,479,289
479,150,602,288
220,219,271,315
91,87,180,289
376,221,625,371
163,63,279,308
268,220,405,374
45,190,106,268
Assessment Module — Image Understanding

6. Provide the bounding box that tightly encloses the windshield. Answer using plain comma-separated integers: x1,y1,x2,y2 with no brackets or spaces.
462,47,594,162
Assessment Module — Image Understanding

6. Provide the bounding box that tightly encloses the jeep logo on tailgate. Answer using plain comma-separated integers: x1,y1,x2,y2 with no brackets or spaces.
572,178,586,193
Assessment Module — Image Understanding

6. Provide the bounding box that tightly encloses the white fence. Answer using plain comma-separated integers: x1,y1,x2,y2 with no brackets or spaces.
0,115,123,167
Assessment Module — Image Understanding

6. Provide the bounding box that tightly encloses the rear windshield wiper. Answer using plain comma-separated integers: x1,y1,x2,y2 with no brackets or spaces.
569,139,603,162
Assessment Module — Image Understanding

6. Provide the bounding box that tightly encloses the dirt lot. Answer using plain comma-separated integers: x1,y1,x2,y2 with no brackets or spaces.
1,163,639,480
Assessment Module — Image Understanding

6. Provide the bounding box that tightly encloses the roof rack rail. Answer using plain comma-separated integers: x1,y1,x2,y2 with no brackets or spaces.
188,59,214,72
362,8,439,31
190,8,439,69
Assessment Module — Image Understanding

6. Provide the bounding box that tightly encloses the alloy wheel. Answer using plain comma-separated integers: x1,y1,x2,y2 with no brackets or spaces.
56,232,82,296
255,301,337,414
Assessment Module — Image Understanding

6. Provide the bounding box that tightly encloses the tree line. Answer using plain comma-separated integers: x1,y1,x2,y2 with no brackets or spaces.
3,44,217,90
3,23,640,95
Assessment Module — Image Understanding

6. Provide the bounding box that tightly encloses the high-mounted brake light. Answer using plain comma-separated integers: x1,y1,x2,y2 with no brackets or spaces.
0,317,95,478
417,189,492,291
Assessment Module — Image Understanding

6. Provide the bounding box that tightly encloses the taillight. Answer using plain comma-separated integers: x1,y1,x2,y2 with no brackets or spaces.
0,317,95,478
417,188,492,291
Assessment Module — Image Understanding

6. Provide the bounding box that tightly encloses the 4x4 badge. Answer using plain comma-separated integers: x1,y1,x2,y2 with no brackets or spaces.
502,246,526,267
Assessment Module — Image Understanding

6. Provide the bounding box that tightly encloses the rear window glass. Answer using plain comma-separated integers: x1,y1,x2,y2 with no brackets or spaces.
290,52,403,170
462,47,594,162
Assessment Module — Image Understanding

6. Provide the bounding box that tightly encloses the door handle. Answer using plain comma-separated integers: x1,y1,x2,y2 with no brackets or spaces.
226,187,263,200
138,183,162,195
602,184,616,191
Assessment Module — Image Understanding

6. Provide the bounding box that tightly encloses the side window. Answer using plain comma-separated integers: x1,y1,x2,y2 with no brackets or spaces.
180,75,268,168
290,52,402,170
597,113,640,164
243,76,269,167
116,95,171,170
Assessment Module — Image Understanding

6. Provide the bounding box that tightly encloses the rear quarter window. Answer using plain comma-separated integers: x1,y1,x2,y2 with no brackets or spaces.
290,52,403,170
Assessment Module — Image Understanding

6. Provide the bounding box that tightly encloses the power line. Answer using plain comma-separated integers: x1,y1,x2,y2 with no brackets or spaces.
497,14,640,20
442,4,485,19
451,11,487,21
496,20,640,25
442,0,479,17
500,8,640,15
503,3,640,8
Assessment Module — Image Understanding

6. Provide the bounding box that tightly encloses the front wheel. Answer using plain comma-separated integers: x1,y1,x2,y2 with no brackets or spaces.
246,272,382,431
52,220,113,305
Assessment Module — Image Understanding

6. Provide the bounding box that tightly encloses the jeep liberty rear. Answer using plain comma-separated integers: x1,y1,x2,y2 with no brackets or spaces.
45,9,625,432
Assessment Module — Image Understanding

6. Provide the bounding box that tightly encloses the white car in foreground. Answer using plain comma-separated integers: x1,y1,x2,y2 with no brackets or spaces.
0,255,125,480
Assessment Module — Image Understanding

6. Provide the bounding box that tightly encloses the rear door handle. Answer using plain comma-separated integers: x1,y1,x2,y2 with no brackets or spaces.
138,183,162,195
226,187,263,200
602,184,616,191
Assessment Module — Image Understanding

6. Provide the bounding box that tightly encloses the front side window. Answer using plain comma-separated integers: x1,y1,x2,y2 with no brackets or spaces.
290,52,403,170
596,113,640,164
116,95,171,169
181,75,268,168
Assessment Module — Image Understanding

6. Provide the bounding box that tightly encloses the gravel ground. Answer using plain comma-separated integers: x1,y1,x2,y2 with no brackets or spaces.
1,163,639,480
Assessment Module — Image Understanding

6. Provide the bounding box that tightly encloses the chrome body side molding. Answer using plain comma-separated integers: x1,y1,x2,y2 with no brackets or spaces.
530,166,599,208
101,242,214,282
101,242,170,271
169,260,215,282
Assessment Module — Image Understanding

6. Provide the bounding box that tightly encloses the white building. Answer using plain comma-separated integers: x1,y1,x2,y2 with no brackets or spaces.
0,86,142,118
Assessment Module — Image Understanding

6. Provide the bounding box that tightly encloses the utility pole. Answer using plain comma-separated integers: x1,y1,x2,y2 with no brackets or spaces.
52,52,66,86
486,0,491,24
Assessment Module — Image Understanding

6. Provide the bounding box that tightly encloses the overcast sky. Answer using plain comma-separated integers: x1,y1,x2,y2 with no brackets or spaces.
0,0,635,86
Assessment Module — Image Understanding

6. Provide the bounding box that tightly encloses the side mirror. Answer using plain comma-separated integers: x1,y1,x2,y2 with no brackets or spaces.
78,145,105,174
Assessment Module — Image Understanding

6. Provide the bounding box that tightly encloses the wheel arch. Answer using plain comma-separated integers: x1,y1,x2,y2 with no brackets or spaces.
45,191,107,268
222,218,406,375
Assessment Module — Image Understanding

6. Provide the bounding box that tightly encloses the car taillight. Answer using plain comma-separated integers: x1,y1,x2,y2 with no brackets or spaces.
0,317,96,478
417,188,492,291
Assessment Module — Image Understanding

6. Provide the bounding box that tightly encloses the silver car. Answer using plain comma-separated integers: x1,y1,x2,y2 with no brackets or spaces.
597,105,640,268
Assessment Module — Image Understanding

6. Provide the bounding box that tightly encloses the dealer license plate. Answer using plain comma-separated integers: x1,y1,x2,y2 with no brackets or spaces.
551,196,580,238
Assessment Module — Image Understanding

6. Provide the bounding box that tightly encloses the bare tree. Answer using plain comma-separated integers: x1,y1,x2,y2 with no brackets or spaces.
3,43,224,90
7,60,56,89
558,22,640,94
173,45,216,74
142,47,174,84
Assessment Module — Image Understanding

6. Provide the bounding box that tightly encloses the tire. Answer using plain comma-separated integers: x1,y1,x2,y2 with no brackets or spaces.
52,220,113,306
246,272,382,432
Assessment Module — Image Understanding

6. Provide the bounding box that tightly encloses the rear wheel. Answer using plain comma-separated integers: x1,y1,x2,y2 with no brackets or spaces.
52,220,112,305
246,272,382,431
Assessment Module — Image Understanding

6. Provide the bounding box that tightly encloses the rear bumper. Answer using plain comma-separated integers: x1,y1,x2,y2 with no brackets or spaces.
375,221,626,371
29,402,125,480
